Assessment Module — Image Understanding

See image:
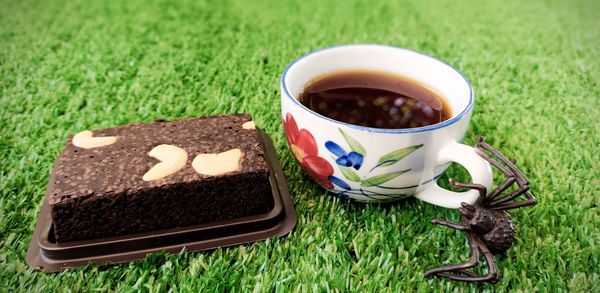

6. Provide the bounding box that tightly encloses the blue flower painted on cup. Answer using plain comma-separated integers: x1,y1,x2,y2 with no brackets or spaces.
325,141,364,170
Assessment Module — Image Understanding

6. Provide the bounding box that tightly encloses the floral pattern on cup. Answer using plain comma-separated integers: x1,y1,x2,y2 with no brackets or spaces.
324,128,424,198
283,113,334,188
284,112,425,200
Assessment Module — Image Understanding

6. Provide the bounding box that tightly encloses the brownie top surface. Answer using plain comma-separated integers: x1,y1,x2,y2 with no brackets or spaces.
49,114,269,205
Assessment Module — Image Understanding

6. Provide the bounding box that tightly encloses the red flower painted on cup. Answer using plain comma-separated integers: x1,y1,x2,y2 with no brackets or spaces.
284,113,334,189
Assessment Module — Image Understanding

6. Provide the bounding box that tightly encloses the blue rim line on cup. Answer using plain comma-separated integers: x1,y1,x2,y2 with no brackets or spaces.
281,44,475,134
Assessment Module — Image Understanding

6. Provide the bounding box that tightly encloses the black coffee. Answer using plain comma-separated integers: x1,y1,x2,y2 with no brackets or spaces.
298,70,451,129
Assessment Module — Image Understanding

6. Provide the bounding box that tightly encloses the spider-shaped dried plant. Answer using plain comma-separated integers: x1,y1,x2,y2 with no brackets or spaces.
424,138,537,283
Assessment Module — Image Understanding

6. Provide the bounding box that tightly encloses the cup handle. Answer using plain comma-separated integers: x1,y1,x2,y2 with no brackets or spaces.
414,141,493,208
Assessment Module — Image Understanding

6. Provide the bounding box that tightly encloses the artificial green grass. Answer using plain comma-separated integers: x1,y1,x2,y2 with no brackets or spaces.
1,0,599,291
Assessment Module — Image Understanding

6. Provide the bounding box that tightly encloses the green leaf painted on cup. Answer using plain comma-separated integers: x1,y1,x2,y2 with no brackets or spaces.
339,166,361,182
360,169,411,187
372,144,423,169
339,128,366,156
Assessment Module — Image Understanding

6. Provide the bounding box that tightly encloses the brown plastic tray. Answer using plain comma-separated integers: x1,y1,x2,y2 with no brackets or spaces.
26,129,297,272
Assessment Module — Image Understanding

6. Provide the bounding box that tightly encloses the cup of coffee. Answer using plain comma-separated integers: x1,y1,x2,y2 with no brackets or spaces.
280,44,492,208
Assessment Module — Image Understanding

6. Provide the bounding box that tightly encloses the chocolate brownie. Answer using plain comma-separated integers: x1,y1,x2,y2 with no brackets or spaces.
48,114,274,242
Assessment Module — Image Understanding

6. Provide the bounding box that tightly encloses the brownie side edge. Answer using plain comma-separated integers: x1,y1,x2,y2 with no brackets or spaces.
51,170,273,242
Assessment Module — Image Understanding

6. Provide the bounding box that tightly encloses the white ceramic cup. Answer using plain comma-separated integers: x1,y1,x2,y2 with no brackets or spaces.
280,45,492,208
